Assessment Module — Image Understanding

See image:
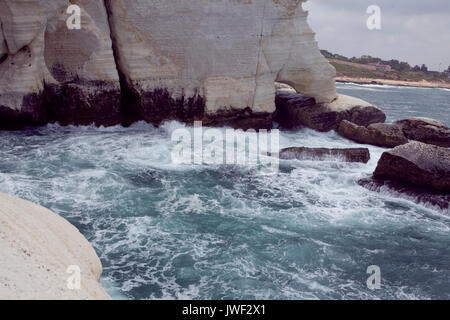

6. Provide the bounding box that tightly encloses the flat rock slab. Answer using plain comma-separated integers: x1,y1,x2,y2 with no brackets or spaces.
276,92,386,131
395,117,450,147
338,120,408,148
280,146,370,163
374,141,450,192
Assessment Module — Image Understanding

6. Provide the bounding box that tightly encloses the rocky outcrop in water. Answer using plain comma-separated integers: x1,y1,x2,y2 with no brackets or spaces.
338,120,408,148
280,146,370,163
374,141,450,192
394,118,450,147
0,0,345,129
275,90,386,131
0,193,110,300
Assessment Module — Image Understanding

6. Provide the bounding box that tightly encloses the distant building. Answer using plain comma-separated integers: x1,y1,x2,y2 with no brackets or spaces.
444,70,450,79
368,62,392,72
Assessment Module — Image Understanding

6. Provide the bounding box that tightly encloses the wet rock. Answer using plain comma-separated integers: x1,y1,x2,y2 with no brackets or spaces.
358,178,450,211
338,120,408,148
394,117,450,147
44,80,122,127
275,91,386,131
374,141,450,192
202,108,273,130
0,92,46,129
122,87,205,126
348,105,387,127
280,146,370,163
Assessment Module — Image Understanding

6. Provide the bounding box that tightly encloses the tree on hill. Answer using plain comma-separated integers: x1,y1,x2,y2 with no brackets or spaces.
320,50,422,73
388,59,400,70
398,62,411,72
320,50,334,59
335,54,349,62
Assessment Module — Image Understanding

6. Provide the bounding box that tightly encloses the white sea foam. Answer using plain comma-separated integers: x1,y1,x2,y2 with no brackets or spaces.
1,87,449,300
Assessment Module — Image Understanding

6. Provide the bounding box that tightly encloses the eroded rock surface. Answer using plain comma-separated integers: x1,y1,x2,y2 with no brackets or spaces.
374,141,450,192
275,91,386,131
104,0,337,127
338,120,408,148
0,0,387,130
280,146,370,163
0,0,121,128
394,117,450,147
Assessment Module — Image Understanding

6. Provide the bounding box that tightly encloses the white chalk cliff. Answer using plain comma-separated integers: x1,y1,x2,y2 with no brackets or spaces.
0,0,121,127
104,0,336,124
0,0,342,129
0,193,110,300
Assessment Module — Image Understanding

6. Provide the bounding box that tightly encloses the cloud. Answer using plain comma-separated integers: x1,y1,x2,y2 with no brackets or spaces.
306,0,450,15
304,0,450,71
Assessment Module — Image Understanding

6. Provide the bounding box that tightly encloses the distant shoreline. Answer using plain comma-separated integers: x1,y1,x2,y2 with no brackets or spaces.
336,76,450,90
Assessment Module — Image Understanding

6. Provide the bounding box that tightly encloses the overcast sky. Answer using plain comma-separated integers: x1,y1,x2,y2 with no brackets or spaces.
304,0,450,71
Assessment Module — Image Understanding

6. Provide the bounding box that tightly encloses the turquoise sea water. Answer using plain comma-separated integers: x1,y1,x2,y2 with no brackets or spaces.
0,83,449,299
337,83,450,125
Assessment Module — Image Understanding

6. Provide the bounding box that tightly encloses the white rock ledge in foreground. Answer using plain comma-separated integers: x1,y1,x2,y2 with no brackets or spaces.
0,193,110,300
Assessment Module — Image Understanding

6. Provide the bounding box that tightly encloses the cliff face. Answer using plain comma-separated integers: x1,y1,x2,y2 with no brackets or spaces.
0,0,121,128
0,0,337,129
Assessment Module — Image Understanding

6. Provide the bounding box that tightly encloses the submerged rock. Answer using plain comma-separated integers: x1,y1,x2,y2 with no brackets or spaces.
0,193,110,300
394,117,450,147
338,120,408,148
280,146,370,163
374,141,450,192
275,91,386,131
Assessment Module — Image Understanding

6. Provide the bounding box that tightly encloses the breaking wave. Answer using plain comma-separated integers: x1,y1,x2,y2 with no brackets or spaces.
0,84,449,299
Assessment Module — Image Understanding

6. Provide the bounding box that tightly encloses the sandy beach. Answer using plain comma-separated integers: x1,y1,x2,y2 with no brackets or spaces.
336,76,450,89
